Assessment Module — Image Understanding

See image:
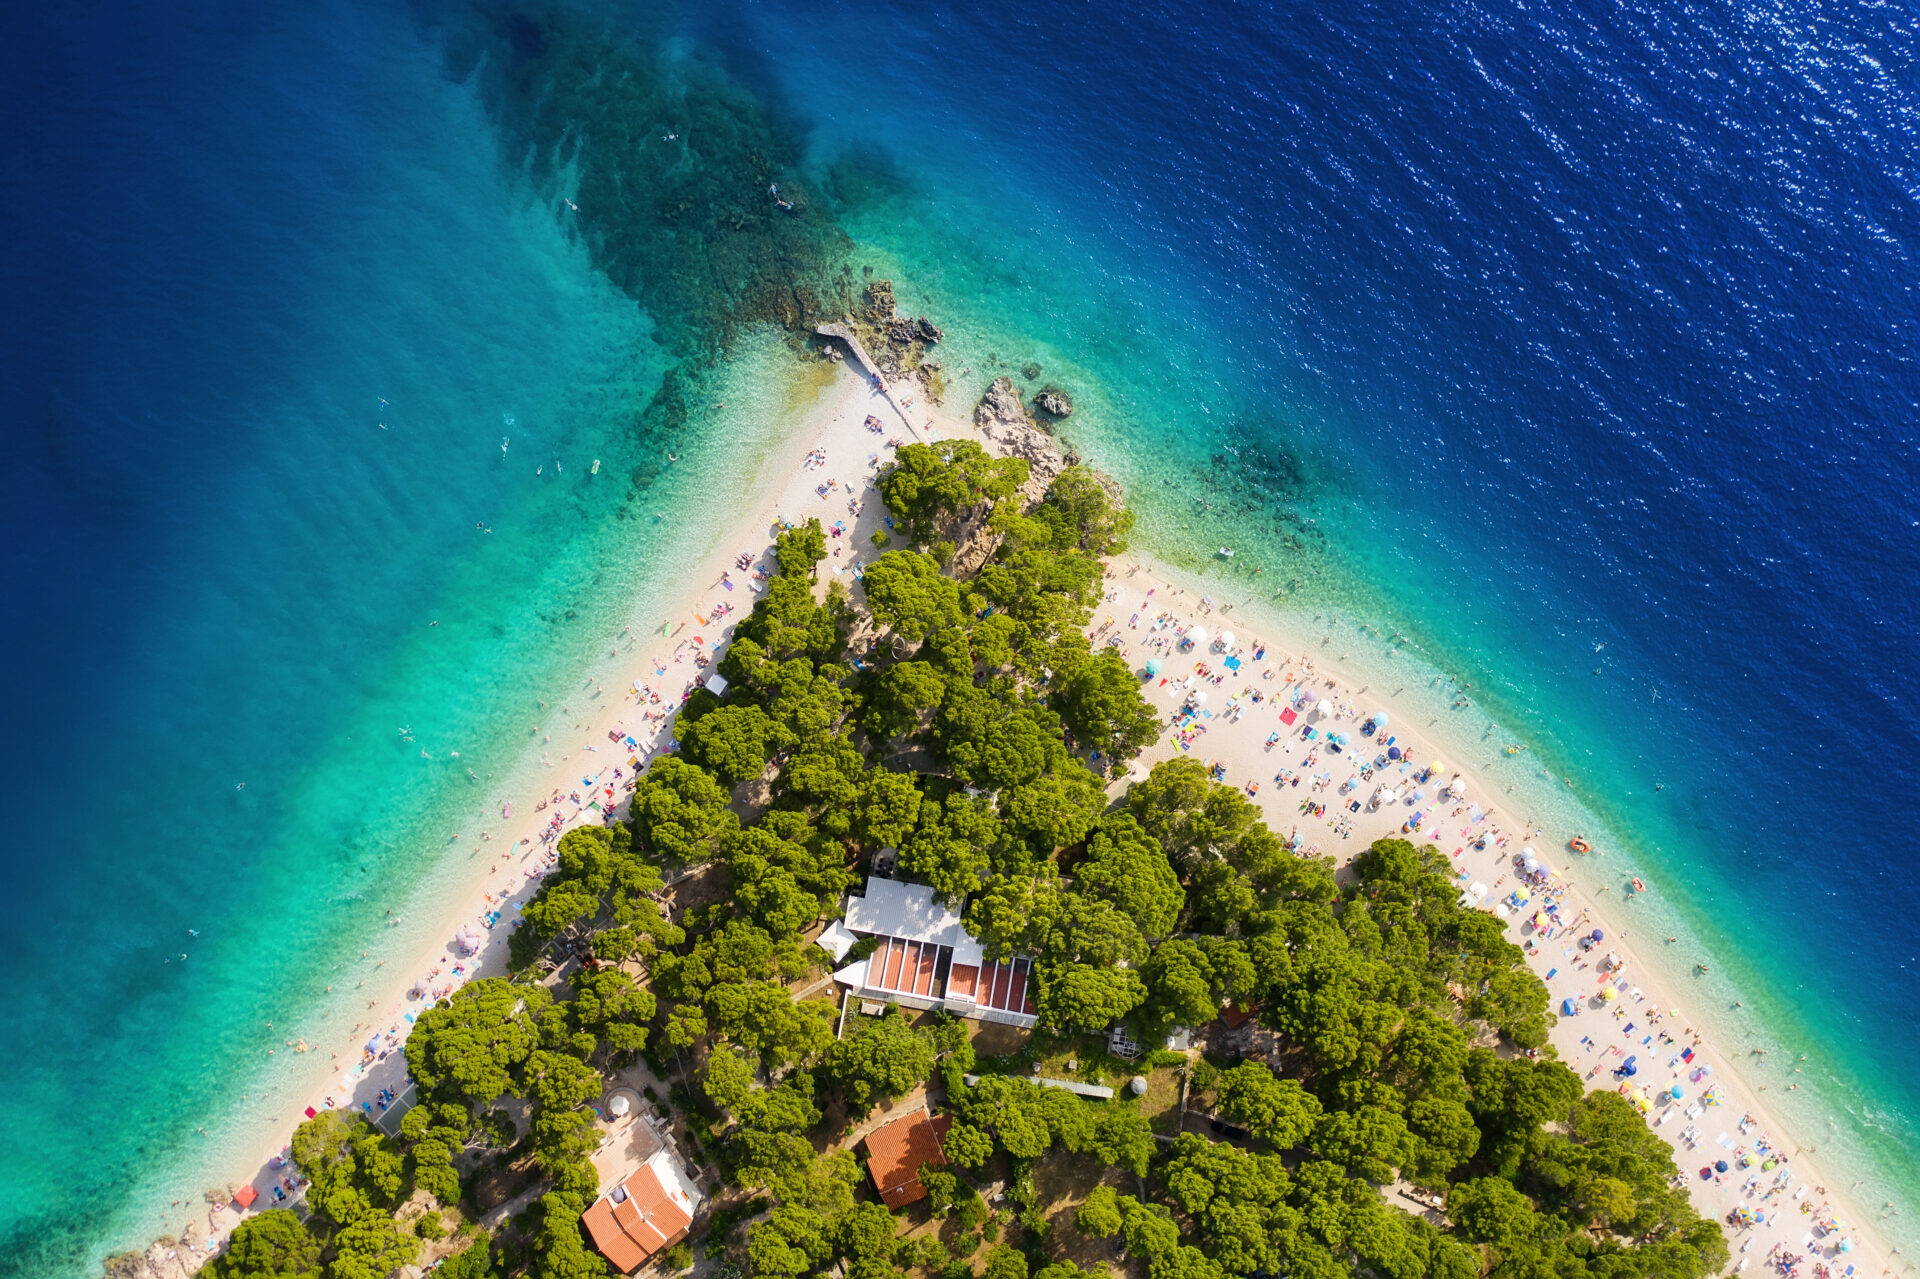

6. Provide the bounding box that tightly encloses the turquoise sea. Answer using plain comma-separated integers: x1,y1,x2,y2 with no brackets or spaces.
6,1,1920,1272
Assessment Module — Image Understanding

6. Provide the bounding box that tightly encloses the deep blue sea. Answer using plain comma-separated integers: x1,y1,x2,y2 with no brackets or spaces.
5,0,1919,1272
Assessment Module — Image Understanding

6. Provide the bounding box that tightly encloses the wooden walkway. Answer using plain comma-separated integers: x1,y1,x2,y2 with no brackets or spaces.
816,322,926,441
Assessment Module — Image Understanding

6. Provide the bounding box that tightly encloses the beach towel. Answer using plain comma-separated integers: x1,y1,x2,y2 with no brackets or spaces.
1279,707,1297,725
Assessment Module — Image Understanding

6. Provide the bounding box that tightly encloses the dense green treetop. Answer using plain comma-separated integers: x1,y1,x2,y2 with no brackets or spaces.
862,549,967,643
1074,812,1185,938
877,440,1030,545
1053,645,1161,762
405,977,545,1111
630,754,740,865
204,1210,321,1279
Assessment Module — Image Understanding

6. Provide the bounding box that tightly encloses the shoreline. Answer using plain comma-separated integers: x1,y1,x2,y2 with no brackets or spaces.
134,359,903,1269
1085,549,1893,1276
138,354,1893,1279
916,399,1896,1275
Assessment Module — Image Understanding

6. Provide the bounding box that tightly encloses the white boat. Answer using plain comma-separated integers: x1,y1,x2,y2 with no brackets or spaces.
1217,547,1235,558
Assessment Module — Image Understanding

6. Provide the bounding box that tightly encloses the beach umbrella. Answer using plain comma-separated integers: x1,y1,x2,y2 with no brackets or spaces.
1714,1160,1729,1173
1841,1239,1854,1253
1671,1085,1684,1098
1188,625,1207,648
1602,987,1618,1002
1144,658,1162,677
1388,745,1402,759
1372,712,1390,727
1590,929,1604,941
1316,698,1334,717
365,1036,383,1054
1218,630,1236,649
1561,998,1578,1016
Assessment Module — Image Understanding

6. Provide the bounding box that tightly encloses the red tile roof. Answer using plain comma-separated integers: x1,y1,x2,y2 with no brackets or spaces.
583,1158,695,1274
863,1109,953,1207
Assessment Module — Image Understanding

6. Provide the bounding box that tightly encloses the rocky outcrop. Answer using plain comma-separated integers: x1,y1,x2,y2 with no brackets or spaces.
887,315,943,346
974,376,1033,432
852,278,941,382
974,377,1067,491
1033,387,1073,418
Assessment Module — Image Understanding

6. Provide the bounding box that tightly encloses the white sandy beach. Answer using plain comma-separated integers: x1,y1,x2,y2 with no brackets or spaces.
153,359,1890,1279
148,359,919,1265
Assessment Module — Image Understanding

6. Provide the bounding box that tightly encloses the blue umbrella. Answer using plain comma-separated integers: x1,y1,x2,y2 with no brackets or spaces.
1715,1160,1729,1173
1561,998,1578,1016
1670,1085,1684,1099
1590,929,1604,941
1144,658,1162,677
1619,1061,1637,1077
1387,746,1402,760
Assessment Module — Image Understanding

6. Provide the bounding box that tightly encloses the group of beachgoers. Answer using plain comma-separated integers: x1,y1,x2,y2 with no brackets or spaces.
1096,567,1871,1267
164,391,1884,1274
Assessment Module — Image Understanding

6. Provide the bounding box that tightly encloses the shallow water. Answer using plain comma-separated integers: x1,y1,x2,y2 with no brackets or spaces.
728,0,1920,1242
6,0,1920,1271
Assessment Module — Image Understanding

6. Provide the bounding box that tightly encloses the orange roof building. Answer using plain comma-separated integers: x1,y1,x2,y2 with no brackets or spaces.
863,1108,953,1208
582,1148,702,1274
833,879,1038,1028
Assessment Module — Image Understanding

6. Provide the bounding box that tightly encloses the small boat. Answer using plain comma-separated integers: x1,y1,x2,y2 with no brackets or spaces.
1217,547,1235,559
1569,836,1591,853
502,801,513,819
590,458,601,474
1630,877,1646,893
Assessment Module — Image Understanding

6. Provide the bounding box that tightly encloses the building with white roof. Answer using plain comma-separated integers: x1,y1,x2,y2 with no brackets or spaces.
833,878,1038,1028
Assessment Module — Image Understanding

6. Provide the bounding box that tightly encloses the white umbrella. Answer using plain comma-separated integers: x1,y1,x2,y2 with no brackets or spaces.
1218,630,1236,650
1315,698,1334,717
1187,625,1208,648
1191,690,1209,705
608,1094,631,1117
